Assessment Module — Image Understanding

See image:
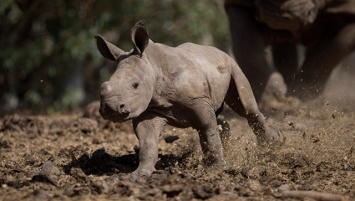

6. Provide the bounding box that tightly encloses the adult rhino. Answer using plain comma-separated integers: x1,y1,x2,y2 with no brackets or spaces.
225,0,355,101
95,21,280,176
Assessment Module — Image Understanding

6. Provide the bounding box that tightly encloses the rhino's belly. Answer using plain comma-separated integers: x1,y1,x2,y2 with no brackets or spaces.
150,107,194,129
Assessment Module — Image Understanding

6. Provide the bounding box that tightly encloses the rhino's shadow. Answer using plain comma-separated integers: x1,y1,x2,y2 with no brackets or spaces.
64,148,192,176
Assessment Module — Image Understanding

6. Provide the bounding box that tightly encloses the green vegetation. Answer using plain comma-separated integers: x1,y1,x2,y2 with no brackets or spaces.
0,0,228,114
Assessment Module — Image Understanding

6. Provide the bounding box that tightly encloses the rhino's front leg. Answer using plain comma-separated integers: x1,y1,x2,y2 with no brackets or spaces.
132,112,166,176
226,6,280,102
290,22,355,100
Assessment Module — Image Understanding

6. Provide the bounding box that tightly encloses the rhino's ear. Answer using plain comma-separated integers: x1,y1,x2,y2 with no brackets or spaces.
131,20,149,56
94,34,124,62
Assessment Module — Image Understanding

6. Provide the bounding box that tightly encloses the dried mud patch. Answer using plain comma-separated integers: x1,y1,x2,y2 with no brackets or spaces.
1,100,354,200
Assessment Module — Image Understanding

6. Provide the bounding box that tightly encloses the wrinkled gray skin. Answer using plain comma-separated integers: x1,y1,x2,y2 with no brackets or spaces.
225,0,355,102
96,21,279,176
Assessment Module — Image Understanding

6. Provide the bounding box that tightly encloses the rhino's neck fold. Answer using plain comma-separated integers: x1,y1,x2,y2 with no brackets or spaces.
144,40,174,109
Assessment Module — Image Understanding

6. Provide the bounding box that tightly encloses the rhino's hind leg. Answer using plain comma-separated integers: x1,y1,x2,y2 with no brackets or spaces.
191,100,224,171
225,65,281,145
132,113,167,176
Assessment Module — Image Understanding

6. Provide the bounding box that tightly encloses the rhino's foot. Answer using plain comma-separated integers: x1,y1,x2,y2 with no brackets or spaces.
203,160,224,174
202,152,224,174
257,126,284,147
263,72,287,101
133,167,156,176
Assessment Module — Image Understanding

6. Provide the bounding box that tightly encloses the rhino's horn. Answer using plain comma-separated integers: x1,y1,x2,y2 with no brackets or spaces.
95,34,124,62
131,20,149,56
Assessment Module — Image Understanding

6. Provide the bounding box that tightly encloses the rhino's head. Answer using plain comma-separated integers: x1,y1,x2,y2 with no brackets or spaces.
95,21,155,122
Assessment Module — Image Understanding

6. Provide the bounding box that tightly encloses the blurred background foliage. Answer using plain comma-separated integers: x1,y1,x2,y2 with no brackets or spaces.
0,0,228,115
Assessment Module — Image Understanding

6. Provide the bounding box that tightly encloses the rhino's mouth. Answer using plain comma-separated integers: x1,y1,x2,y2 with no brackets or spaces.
99,103,132,122
103,113,131,122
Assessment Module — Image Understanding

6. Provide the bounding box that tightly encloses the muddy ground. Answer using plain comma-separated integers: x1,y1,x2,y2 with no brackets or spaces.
1,95,354,201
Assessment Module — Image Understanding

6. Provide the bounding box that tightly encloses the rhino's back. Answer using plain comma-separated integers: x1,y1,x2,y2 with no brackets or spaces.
174,43,232,110
326,0,355,15
224,0,355,15
176,43,232,74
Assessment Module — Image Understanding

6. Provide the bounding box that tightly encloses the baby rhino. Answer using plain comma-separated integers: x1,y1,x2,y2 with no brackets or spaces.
95,21,279,176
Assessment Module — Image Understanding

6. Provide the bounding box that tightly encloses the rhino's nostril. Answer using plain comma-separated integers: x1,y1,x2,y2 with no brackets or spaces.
119,104,130,114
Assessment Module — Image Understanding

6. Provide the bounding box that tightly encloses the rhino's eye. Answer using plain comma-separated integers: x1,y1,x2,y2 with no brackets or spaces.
132,82,139,89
